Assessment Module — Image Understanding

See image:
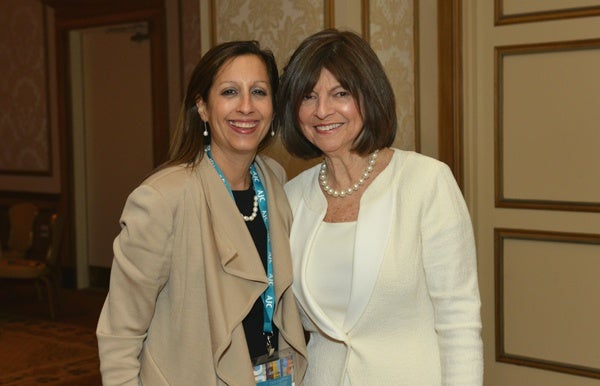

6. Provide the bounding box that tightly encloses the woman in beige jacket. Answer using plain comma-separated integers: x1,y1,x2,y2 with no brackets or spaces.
97,41,307,385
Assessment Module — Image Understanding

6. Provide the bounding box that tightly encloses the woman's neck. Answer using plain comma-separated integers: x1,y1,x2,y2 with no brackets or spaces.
208,146,255,190
322,148,392,194
324,151,371,189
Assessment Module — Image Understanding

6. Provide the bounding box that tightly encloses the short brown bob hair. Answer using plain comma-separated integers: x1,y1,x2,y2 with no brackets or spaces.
278,29,396,159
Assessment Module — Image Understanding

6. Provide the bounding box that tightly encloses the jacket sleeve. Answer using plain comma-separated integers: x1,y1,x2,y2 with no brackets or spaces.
96,184,173,386
421,163,484,385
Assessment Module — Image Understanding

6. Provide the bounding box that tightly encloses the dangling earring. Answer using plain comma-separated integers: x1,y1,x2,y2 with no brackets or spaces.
203,121,208,137
270,123,275,137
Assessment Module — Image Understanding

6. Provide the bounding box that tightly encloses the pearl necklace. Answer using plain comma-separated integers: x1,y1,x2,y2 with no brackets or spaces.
243,194,259,221
319,150,379,198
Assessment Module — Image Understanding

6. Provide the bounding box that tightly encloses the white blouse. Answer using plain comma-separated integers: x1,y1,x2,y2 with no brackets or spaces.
305,221,356,329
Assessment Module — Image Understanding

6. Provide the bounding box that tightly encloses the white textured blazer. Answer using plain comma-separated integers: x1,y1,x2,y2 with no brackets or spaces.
285,149,483,386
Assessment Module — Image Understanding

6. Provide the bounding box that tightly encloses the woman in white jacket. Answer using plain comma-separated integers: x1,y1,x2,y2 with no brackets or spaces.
278,29,483,385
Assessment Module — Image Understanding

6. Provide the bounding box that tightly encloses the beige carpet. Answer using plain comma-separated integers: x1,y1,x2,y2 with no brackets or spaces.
0,313,102,385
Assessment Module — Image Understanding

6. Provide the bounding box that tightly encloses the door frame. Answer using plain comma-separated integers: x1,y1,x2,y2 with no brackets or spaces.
43,0,169,287
438,0,463,190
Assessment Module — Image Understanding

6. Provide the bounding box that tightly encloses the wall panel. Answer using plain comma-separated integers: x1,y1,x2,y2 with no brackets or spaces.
495,40,600,212
495,0,600,25
495,228,600,378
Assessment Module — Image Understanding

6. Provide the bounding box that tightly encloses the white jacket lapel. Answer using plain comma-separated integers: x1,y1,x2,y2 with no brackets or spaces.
290,171,348,340
290,157,396,337
344,180,394,331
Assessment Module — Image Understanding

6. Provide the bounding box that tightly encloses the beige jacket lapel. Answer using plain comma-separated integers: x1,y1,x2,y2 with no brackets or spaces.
195,156,306,385
197,159,267,385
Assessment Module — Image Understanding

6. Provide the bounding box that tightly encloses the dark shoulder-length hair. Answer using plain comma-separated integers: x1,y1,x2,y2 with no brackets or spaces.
164,40,279,168
278,29,396,159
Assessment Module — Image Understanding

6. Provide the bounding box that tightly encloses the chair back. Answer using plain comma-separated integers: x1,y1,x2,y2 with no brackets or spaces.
7,202,39,256
45,213,66,266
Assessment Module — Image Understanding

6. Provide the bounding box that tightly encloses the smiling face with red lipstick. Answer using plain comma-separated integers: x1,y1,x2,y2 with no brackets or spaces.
197,54,273,163
298,68,364,159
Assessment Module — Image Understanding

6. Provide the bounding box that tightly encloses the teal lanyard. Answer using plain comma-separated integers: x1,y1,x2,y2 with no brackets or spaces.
205,146,275,335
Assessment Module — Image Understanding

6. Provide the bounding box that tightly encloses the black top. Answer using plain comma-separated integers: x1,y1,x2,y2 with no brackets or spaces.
232,186,279,359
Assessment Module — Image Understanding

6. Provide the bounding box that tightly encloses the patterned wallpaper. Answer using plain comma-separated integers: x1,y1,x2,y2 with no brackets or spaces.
369,0,416,151
213,0,325,68
0,0,50,175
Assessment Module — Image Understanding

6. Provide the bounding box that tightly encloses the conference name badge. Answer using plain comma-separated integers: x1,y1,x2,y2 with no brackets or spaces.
253,348,295,386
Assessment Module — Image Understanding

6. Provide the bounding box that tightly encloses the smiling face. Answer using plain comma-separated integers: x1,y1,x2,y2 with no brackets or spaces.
197,54,273,161
297,68,364,159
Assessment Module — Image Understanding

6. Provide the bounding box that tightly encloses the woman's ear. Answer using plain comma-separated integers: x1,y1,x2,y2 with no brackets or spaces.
196,99,208,122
